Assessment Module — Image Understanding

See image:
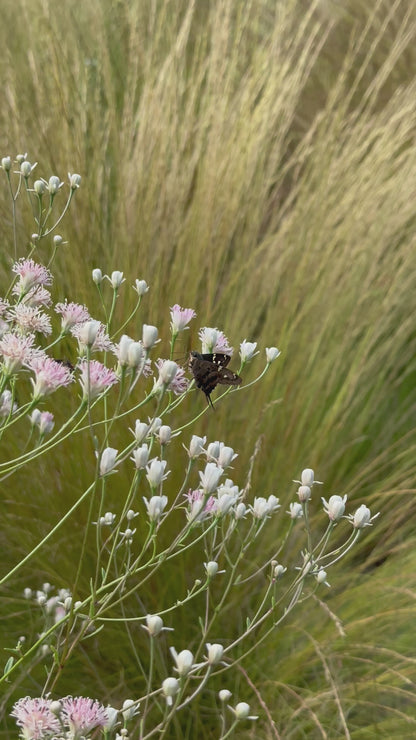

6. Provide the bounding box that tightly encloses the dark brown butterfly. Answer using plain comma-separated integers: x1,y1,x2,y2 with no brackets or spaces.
189,351,242,408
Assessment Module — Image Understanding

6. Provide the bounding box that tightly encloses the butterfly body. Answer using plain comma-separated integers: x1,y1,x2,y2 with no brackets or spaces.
189,351,242,408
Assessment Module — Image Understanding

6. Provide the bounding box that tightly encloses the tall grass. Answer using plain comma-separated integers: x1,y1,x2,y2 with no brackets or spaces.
1,0,416,736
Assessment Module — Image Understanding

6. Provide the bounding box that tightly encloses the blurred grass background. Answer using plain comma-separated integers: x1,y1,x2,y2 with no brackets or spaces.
1,0,416,736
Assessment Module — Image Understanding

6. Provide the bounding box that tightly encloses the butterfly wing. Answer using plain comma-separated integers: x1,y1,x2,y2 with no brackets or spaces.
189,351,241,408
216,367,242,387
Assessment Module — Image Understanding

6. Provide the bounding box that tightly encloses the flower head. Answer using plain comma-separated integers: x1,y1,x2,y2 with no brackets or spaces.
28,356,73,399
198,327,233,354
61,696,108,735
12,259,52,296
162,677,179,706
11,696,61,739
170,304,196,333
55,301,90,332
265,346,281,363
144,495,168,522
72,320,113,353
170,647,194,676
155,359,188,395
9,305,52,336
322,494,347,522
100,447,118,476
348,504,380,529
78,359,118,400
239,340,258,362
0,332,43,374
134,279,149,296
186,488,216,522
146,458,169,488
199,462,224,494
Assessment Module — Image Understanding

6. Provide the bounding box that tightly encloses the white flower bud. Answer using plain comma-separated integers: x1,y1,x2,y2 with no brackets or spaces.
50,700,62,715
118,335,133,365
148,417,162,434
219,690,232,702
273,564,286,578
199,462,223,493
233,702,258,720
131,443,149,469
322,494,347,521
34,179,46,195
142,324,158,349
144,495,168,522
48,175,62,194
217,445,237,468
301,468,315,486
121,699,137,721
251,497,270,519
23,588,32,599
239,339,258,362
127,342,143,368
234,502,247,519
158,425,172,445
145,614,164,636
188,435,206,458
146,459,169,487
288,502,303,519
266,347,281,363
102,512,116,526
78,319,100,347
110,270,125,289
69,173,81,189
20,161,33,177
31,233,39,241
158,360,178,385
64,596,72,611
350,504,379,528
316,569,328,584
134,279,149,296
1,156,11,171
297,485,311,502
53,234,63,246
162,677,179,705
100,447,118,476
206,643,224,665
134,421,149,443
205,561,219,577
170,647,194,676
103,706,118,731
92,268,103,284
207,441,220,460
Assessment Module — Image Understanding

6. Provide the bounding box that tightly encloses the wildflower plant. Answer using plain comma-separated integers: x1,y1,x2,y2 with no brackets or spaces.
0,155,378,739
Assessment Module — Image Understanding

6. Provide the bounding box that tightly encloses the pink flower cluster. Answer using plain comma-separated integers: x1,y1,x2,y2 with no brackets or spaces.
11,695,109,739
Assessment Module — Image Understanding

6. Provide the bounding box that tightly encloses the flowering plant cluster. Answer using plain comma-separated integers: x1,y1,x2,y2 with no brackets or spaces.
0,155,378,739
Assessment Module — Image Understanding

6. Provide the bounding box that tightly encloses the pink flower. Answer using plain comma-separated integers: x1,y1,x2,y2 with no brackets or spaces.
0,332,43,374
16,285,52,308
155,359,188,395
78,359,118,400
55,301,90,331
170,304,196,333
11,696,61,739
12,258,53,294
198,327,233,355
61,696,108,735
186,488,216,521
8,305,52,336
72,321,114,353
28,356,74,398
